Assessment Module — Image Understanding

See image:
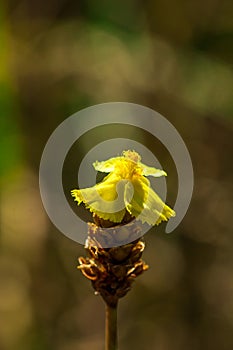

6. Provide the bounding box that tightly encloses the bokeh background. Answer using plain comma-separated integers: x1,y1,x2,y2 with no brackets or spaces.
1,1,233,349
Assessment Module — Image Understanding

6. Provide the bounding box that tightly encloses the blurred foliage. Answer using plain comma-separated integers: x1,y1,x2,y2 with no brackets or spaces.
0,4,22,178
0,0,233,350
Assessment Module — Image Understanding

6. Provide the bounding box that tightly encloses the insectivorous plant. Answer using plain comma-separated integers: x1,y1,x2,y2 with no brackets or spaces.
71,150,175,350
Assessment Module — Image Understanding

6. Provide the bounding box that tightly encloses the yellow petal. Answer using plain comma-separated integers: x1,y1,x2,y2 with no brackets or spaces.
71,173,127,223
124,176,175,225
93,158,120,173
140,163,167,177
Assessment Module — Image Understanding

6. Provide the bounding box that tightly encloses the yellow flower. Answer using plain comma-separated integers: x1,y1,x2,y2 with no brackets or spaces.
71,150,175,225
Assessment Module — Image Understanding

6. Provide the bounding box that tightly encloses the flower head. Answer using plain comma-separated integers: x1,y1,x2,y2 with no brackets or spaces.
71,150,175,225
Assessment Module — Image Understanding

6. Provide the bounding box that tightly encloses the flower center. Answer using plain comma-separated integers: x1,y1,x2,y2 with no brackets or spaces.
122,150,141,163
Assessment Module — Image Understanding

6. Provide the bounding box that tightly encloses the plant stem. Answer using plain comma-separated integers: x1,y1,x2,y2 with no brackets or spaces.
105,302,118,350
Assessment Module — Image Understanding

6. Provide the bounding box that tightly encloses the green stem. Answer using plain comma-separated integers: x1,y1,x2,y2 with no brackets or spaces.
105,302,118,350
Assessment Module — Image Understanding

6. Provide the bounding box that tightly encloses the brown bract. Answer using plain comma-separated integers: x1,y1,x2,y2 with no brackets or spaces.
78,220,149,307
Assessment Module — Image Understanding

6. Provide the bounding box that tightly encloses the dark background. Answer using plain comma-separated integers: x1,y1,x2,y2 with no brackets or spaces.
0,1,233,349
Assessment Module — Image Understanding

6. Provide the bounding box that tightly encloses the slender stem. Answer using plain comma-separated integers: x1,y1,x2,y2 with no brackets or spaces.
105,302,118,350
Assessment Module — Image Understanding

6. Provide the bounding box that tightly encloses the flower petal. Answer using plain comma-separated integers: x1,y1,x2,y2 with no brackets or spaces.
140,163,167,177
93,157,122,173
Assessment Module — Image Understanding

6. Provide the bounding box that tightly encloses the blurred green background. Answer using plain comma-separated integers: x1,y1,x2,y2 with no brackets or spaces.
0,1,233,349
